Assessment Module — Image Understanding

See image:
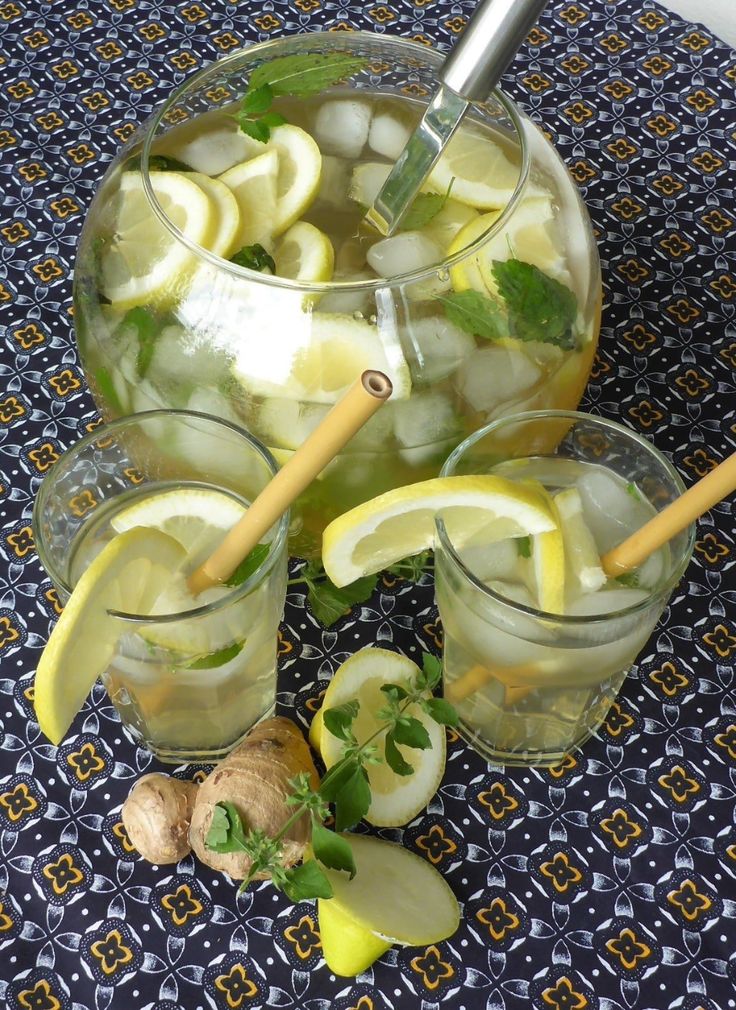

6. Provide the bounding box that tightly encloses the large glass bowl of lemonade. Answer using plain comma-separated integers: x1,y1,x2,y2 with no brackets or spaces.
73,32,602,558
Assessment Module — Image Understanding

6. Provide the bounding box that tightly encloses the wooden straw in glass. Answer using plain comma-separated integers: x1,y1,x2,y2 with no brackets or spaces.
187,370,393,596
601,450,736,577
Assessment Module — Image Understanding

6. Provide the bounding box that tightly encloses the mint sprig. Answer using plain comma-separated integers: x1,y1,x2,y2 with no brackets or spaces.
205,651,457,900
437,290,508,342
288,560,377,627
237,52,367,142
229,244,276,274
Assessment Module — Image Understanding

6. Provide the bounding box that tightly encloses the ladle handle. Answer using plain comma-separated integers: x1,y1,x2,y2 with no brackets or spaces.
441,0,550,101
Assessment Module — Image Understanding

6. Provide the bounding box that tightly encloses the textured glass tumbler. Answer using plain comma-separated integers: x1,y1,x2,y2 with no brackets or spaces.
434,411,694,767
33,410,289,763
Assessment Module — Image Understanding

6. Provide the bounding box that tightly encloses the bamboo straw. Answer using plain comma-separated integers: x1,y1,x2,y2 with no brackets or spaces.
187,370,393,595
601,450,736,577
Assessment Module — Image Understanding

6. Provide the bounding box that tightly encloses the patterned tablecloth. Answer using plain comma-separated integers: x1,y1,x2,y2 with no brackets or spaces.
1,1,735,1007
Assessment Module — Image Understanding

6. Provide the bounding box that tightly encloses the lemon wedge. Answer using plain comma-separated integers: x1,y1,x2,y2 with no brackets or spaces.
318,648,445,826
528,487,566,614
219,149,279,249
274,221,334,283
34,527,186,745
322,475,556,587
267,124,322,235
101,171,215,309
318,898,391,976
320,834,460,946
554,486,606,595
427,127,523,209
183,172,241,259
447,211,502,293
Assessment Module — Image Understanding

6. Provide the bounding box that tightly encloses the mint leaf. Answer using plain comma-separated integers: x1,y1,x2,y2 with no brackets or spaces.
323,700,360,743
282,859,333,901
94,367,123,414
224,542,270,586
423,696,459,727
437,290,508,341
334,766,371,830
380,683,409,703
115,306,160,377
386,550,433,581
206,801,249,853
401,192,447,231
238,117,272,143
184,640,245,670
492,259,577,348
241,83,273,116
229,244,276,274
392,716,431,750
261,111,287,129
311,822,356,877
384,733,413,776
421,653,443,692
307,573,376,627
626,482,643,501
126,154,192,172
319,756,359,803
516,536,532,559
250,52,367,98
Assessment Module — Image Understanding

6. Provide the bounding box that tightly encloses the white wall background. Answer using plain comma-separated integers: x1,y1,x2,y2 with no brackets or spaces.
657,0,736,48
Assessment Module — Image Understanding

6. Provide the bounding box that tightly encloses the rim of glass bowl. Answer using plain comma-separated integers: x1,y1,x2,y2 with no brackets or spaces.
141,31,531,293
435,409,696,626
33,409,290,623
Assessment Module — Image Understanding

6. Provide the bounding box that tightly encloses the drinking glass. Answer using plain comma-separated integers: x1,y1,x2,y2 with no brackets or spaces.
434,411,695,766
33,410,289,763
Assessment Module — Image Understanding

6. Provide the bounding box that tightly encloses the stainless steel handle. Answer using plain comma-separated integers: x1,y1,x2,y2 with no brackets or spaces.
441,0,550,101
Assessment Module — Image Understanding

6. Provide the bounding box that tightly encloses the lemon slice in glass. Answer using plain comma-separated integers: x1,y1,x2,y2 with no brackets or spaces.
219,149,279,249
428,128,523,209
322,474,556,587
274,221,335,283
318,648,445,826
554,486,606,595
34,527,186,745
101,171,215,309
267,124,322,235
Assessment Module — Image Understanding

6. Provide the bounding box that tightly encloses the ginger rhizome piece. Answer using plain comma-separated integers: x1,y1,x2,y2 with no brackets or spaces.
122,773,199,864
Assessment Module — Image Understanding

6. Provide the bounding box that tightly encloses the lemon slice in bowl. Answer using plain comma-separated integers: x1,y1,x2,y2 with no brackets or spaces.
427,127,523,209
183,172,241,259
274,221,334,283
101,171,215,309
34,527,186,745
267,124,322,235
322,474,556,587
219,149,279,249
318,648,445,827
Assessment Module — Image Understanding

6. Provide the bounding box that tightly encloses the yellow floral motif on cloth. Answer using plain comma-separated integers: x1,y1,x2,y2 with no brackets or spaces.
42,853,85,895
283,914,321,958
666,880,712,922
89,929,134,974
161,884,204,926
409,945,454,990
214,964,259,1007
67,742,106,783
18,980,62,1010
539,852,583,893
599,809,643,849
476,898,520,941
416,824,457,865
0,782,38,821
542,976,588,1009
657,765,700,803
478,782,519,820
605,927,652,970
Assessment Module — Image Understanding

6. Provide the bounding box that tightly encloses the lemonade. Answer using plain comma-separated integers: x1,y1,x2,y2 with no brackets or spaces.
72,33,601,557
434,412,694,766
32,412,289,762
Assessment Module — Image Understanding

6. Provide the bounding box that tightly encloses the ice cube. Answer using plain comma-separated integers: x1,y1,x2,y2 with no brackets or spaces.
315,155,350,209
147,325,227,394
565,587,648,617
167,124,262,176
256,398,329,451
455,346,542,413
314,100,372,159
318,271,375,315
576,469,654,553
368,110,412,160
349,161,391,208
391,391,459,464
459,538,521,583
367,232,444,279
405,315,475,383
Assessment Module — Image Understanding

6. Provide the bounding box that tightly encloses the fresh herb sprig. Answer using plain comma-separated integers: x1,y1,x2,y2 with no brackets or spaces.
205,653,457,899
438,258,578,349
399,179,455,232
229,244,276,274
236,52,368,143
287,553,433,628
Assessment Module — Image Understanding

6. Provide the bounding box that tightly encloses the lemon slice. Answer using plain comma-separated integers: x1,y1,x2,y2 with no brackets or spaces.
322,474,555,587
422,197,479,251
427,128,523,209
109,486,245,568
183,172,241,259
318,897,391,976
321,833,460,946
267,124,322,235
34,527,186,745
232,311,411,404
101,171,215,309
318,648,445,826
529,488,565,615
554,486,606,595
447,211,502,293
219,149,279,249
274,221,334,283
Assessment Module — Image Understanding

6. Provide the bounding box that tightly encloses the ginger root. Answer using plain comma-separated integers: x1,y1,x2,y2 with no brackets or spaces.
121,717,319,880
189,716,319,879
122,773,198,864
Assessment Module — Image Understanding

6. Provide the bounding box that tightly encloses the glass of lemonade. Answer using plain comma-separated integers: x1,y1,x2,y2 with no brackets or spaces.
434,411,694,767
33,410,289,763
73,32,602,558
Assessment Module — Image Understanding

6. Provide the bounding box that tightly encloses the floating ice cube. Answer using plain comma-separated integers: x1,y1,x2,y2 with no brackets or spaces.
392,391,459,464
368,110,412,160
405,315,475,383
367,232,444,279
147,325,227,396
460,538,521,584
455,346,542,413
576,469,654,553
565,587,648,617
168,124,262,176
257,398,329,452
316,155,350,209
349,161,391,208
314,100,372,159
